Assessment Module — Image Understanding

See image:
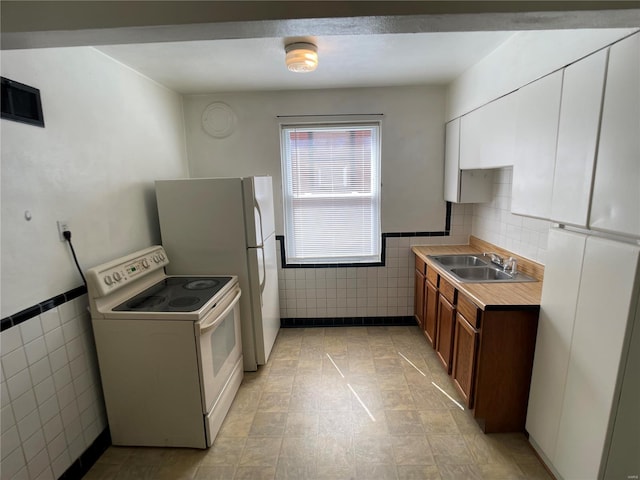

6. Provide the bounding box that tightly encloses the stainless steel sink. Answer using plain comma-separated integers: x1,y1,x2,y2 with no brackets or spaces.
427,254,537,283
429,255,487,267
450,266,514,281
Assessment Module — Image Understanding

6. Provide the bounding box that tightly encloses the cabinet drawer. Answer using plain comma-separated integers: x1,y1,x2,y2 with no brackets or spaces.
440,278,457,304
426,266,439,287
415,256,427,274
457,293,481,328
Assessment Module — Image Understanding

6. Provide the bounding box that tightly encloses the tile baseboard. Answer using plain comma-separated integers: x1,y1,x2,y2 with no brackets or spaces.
59,428,111,480
281,316,416,327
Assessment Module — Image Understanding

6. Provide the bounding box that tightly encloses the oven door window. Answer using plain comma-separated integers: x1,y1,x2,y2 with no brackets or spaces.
197,288,242,413
212,309,236,375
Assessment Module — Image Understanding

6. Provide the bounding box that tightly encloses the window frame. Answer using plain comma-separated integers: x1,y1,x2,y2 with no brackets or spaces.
279,116,383,266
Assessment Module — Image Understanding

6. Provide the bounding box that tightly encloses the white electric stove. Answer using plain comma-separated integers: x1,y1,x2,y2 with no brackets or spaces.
86,245,243,448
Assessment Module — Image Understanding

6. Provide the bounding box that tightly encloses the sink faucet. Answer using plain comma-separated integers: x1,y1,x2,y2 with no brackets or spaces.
484,252,504,266
504,257,518,275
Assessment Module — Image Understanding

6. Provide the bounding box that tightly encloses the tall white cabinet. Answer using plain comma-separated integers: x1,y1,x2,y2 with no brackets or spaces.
526,227,640,479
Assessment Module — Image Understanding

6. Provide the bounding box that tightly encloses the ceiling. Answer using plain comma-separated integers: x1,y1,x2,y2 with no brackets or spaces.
7,2,638,95
96,32,515,95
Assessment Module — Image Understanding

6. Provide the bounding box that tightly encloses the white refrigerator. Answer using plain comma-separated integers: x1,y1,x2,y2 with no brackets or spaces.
155,176,280,371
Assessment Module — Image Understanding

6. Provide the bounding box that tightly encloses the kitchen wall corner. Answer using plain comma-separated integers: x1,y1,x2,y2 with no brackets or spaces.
472,167,550,264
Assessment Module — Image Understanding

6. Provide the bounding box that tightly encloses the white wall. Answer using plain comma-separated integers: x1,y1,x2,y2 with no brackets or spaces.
184,86,447,235
447,28,636,120
0,47,188,479
183,85,466,319
1,47,189,318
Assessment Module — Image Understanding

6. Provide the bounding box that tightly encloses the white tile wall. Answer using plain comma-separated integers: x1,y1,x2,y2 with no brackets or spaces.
472,167,550,264
277,203,473,318
0,296,106,480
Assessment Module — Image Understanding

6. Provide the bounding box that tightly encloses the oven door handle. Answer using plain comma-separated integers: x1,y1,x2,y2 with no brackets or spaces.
198,288,241,334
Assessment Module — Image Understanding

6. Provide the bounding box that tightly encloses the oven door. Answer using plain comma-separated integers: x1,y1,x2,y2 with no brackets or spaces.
195,285,242,413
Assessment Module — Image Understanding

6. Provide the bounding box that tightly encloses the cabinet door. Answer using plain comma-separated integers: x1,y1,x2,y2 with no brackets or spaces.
459,93,517,170
452,312,479,408
526,228,586,460
511,70,563,219
444,118,493,203
436,295,456,373
424,280,438,347
590,33,640,238
414,268,425,329
554,236,640,480
603,299,640,479
550,49,608,227
444,119,461,202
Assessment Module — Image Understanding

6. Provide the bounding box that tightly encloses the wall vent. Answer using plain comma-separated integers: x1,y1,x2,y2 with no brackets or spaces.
1,77,44,127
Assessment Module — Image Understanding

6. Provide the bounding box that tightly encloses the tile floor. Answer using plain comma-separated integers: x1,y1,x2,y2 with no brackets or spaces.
85,326,552,479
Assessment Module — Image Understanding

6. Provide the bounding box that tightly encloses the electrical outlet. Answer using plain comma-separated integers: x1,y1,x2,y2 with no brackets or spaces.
57,220,70,242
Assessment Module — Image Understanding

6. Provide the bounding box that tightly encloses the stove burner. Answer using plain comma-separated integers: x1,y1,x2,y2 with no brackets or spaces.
112,276,233,313
184,279,220,290
169,296,200,308
126,295,166,310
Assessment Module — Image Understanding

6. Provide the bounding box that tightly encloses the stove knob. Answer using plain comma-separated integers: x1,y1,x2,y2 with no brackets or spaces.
159,253,166,261
141,259,149,268
153,255,160,263
104,275,113,286
113,272,122,282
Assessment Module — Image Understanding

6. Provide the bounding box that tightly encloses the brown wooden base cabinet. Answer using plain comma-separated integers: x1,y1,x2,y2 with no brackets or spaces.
450,292,539,432
471,309,539,432
414,254,540,433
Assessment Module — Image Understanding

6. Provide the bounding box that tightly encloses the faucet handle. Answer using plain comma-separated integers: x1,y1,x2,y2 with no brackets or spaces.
505,257,518,274
484,252,504,265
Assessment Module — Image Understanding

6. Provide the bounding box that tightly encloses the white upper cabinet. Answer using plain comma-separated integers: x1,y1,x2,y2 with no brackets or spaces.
590,33,640,238
444,118,493,204
511,71,563,219
459,93,517,170
550,49,608,228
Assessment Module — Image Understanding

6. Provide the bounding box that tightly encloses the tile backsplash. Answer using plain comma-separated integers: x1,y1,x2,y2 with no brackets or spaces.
277,203,473,319
1,295,107,480
472,167,550,264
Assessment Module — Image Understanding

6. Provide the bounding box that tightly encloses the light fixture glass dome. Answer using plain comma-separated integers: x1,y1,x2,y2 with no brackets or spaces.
285,42,318,73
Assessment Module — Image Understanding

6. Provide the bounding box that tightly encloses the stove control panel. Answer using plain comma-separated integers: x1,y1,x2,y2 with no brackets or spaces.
86,246,169,297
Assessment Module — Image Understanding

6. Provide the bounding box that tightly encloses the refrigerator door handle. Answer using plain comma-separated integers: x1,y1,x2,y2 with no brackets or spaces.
254,200,265,248
257,246,266,299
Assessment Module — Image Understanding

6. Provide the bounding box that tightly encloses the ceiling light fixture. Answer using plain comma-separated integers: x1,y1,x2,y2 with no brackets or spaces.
285,42,318,73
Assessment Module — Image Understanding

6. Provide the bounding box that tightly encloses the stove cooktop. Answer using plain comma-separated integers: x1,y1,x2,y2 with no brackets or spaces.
113,276,233,313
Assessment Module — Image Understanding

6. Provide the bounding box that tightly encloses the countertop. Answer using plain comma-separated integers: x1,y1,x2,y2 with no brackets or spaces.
411,243,543,311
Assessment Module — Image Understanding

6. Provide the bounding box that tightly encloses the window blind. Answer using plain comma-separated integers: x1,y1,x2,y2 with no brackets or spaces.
281,123,381,264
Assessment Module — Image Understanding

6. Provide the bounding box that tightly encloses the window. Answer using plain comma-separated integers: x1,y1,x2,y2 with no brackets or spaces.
280,121,381,264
